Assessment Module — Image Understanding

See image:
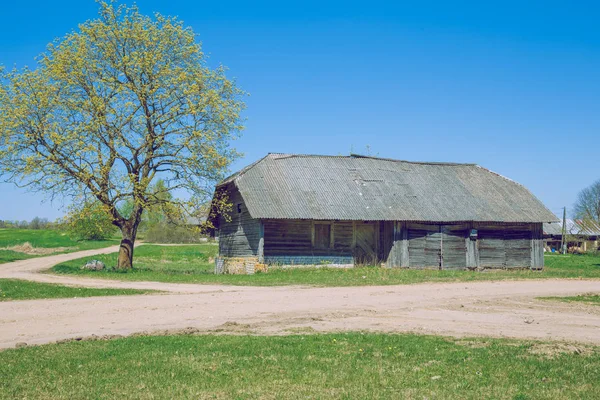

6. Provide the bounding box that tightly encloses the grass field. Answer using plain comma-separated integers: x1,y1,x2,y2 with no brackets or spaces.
0,229,117,264
51,245,600,286
0,333,598,399
539,293,600,306
0,279,151,301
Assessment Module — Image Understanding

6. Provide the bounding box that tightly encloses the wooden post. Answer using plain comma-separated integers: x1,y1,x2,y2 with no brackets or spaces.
387,221,400,267
466,223,479,269
439,225,443,270
258,220,265,263
401,222,409,267
330,221,335,249
561,207,567,254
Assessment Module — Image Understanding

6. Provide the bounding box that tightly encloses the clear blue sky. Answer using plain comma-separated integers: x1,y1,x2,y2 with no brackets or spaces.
1,1,598,220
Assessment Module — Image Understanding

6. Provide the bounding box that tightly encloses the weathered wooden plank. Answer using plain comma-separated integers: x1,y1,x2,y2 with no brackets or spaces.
354,221,378,265
531,223,544,270
258,221,264,263
264,219,312,256
218,184,261,257
401,222,409,267
386,222,402,268
466,224,479,269
407,223,441,269
441,224,468,270
477,224,533,269
263,219,354,258
478,231,505,268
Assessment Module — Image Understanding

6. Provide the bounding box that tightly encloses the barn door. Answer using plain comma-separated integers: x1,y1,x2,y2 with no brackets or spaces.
441,225,467,269
504,230,531,268
354,222,378,265
479,228,532,268
478,231,506,268
408,224,441,268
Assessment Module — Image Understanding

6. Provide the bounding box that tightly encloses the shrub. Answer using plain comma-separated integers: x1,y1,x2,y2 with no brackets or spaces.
144,222,202,244
65,202,117,241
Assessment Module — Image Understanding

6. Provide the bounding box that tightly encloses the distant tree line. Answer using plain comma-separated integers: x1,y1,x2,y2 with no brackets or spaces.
0,217,54,230
0,181,207,244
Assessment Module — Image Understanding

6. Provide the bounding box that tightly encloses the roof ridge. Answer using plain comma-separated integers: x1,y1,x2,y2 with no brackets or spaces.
266,152,476,166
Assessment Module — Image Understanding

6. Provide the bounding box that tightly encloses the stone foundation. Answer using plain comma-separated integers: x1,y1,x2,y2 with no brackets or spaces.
215,256,261,275
215,255,354,274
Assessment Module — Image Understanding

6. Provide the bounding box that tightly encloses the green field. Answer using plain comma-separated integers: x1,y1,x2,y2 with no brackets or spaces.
0,333,598,399
0,279,151,301
51,245,600,286
0,229,117,264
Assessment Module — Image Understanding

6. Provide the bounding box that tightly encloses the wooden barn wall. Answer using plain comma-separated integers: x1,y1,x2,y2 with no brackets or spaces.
263,219,312,256
407,223,442,269
334,221,354,253
442,224,469,269
380,221,394,262
475,223,533,269
385,222,405,268
217,184,261,257
226,216,544,270
263,219,354,257
385,222,539,270
530,223,544,270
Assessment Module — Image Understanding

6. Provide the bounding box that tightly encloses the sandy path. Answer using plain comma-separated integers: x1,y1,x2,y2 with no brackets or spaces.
1,247,600,349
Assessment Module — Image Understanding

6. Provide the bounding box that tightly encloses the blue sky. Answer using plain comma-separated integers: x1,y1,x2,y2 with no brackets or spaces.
1,1,598,220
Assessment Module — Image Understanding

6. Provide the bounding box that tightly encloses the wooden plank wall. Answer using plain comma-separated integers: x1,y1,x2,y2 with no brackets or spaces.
386,222,538,270
407,223,442,268
441,224,469,269
334,221,354,253
220,205,543,271
354,222,379,264
263,219,312,255
386,222,401,267
380,221,394,263
476,223,533,269
530,223,544,270
263,219,354,257
218,184,261,257
477,230,506,268
466,226,479,269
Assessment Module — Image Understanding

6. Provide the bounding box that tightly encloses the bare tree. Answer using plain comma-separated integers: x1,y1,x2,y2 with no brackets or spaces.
573,179,600,224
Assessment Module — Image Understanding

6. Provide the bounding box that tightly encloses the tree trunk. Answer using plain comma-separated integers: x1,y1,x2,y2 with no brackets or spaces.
116,224,137,269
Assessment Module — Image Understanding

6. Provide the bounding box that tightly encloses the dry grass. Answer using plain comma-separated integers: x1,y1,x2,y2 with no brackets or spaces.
1,242,75,255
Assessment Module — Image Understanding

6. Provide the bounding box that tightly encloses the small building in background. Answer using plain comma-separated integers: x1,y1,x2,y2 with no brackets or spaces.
543,219,600,253
209,154,558,274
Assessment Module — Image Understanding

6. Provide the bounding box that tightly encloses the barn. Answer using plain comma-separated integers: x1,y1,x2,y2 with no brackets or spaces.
210,154,558,274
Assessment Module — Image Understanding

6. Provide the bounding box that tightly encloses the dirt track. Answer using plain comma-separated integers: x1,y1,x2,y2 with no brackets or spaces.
1,246,600,349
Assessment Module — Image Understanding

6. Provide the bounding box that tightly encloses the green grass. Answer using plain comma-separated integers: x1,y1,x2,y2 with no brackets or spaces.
0,279,151,301
539,293,600,306
0,333,598,399
51,247,600,286
0,229,117,264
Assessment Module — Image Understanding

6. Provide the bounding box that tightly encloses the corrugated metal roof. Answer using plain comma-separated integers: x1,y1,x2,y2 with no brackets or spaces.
544,219,600,236
219,153,558,223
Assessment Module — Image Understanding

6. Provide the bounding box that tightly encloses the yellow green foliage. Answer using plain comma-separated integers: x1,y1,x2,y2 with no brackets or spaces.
0,1,245,257
64,201,117,241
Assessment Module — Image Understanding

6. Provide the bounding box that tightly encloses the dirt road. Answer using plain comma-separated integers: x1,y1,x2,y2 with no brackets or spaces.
1,248,600,349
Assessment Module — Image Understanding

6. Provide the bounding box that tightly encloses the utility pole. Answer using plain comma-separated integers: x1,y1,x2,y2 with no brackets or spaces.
561,206,567,254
